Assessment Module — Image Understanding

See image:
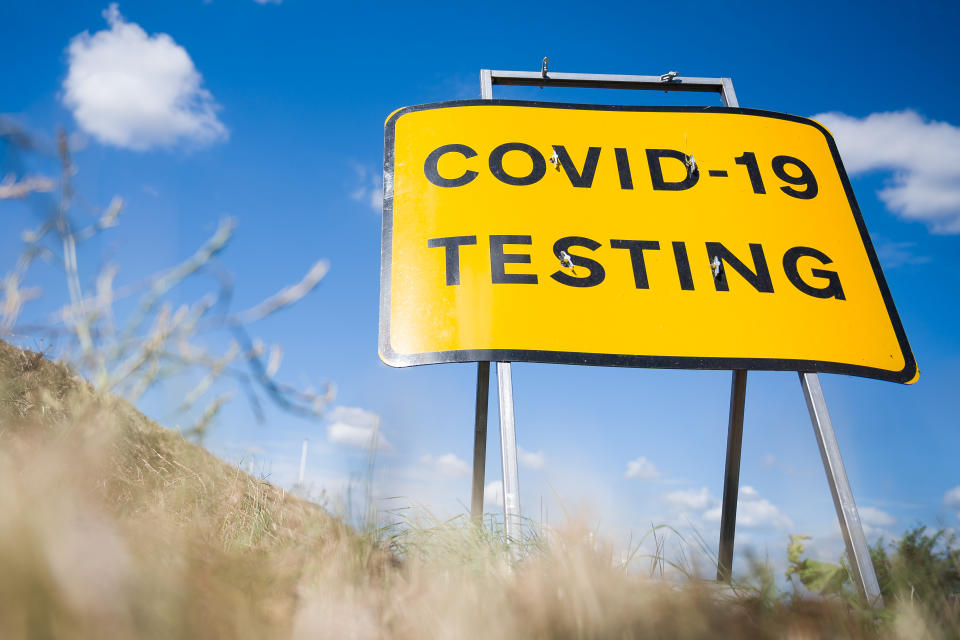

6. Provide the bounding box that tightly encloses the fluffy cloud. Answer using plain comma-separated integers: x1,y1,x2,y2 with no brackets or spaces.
420,453,470,478
737,492,793,529
703,486,793,529
664,486,791,530
484,481,503,508
328,406,379,427
813,110,960,233
663,487,714,512
944,486,960,509
326,406,391,450
858,506,896,527
518,447,545,471
63,4,227,150
327,423,390,450
624,456,660,480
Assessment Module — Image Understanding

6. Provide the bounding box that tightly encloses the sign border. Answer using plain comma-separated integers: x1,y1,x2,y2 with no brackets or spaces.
379,100,918,384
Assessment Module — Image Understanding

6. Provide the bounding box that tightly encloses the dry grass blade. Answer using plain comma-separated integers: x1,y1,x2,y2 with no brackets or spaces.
0,173,57,199
2,125,333,435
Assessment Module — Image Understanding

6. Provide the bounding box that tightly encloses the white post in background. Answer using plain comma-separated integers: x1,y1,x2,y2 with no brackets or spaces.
298,438,308,488
497,362,521,542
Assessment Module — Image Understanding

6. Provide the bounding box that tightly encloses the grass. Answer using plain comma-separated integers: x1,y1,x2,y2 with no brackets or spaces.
0,338,957,639
0,338,350,638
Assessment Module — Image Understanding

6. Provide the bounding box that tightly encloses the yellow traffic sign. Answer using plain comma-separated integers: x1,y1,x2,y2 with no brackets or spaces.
379,101,917,383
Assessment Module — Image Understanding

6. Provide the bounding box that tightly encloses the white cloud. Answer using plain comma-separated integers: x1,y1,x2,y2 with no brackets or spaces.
858,506,896,527
328,405,379,428
761,454,777,468
944,486,960,509
658,486,793,531
735,499,792,529
624,456,660,480
253,0,281,4
63,4,227,150
703,486,793,529
518,447,545,471
663,487,715,512
349,164,382,212
874,239,931,269
327,422,390,450
326,406,390,450
484,481,503,508
420,453,470,478
813,110,960,233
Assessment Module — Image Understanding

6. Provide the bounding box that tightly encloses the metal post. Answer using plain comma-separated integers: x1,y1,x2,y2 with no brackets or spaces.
800,372,884,608
480,68,521,539
719,77,745,583
720,78,739,107
719,76,745,583
497,361,521,541
471,362,490,522
717,370,747,582
480,69,493,99
486,70,737,99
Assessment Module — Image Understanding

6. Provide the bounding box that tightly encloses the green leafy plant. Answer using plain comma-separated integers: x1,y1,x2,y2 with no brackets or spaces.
872,526,960,618
786,534,851,596
785,527,960,635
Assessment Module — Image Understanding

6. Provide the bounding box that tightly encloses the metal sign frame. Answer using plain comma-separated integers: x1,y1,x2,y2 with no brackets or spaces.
462,67,884,608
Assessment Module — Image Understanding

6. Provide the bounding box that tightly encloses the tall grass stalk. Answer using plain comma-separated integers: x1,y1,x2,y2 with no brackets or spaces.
1,121,333,438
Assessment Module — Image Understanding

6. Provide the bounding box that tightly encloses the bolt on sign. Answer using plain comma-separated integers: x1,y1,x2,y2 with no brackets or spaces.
379,101,917,384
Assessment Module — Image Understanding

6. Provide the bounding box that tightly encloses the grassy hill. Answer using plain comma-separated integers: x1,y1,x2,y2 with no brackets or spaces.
0,339,951,639
0,339,370,639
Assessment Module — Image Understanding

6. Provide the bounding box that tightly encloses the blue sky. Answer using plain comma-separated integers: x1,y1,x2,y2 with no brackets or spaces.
3,0,959,574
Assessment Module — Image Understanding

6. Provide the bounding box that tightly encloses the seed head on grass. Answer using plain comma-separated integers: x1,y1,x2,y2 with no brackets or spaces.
1,122,334,438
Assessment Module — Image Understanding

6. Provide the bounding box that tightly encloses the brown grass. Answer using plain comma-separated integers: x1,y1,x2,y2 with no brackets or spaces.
0,339,950,639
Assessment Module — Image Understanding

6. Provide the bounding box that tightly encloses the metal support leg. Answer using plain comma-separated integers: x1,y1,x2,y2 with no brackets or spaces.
497,362,521,541
800,372,884,608
720,78,739,107
718,369,747,582
480,69,493,99
470,362,490,523
479,72,520,540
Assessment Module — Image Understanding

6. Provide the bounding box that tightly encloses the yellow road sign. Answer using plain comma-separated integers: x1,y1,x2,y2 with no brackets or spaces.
379,101,917,383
